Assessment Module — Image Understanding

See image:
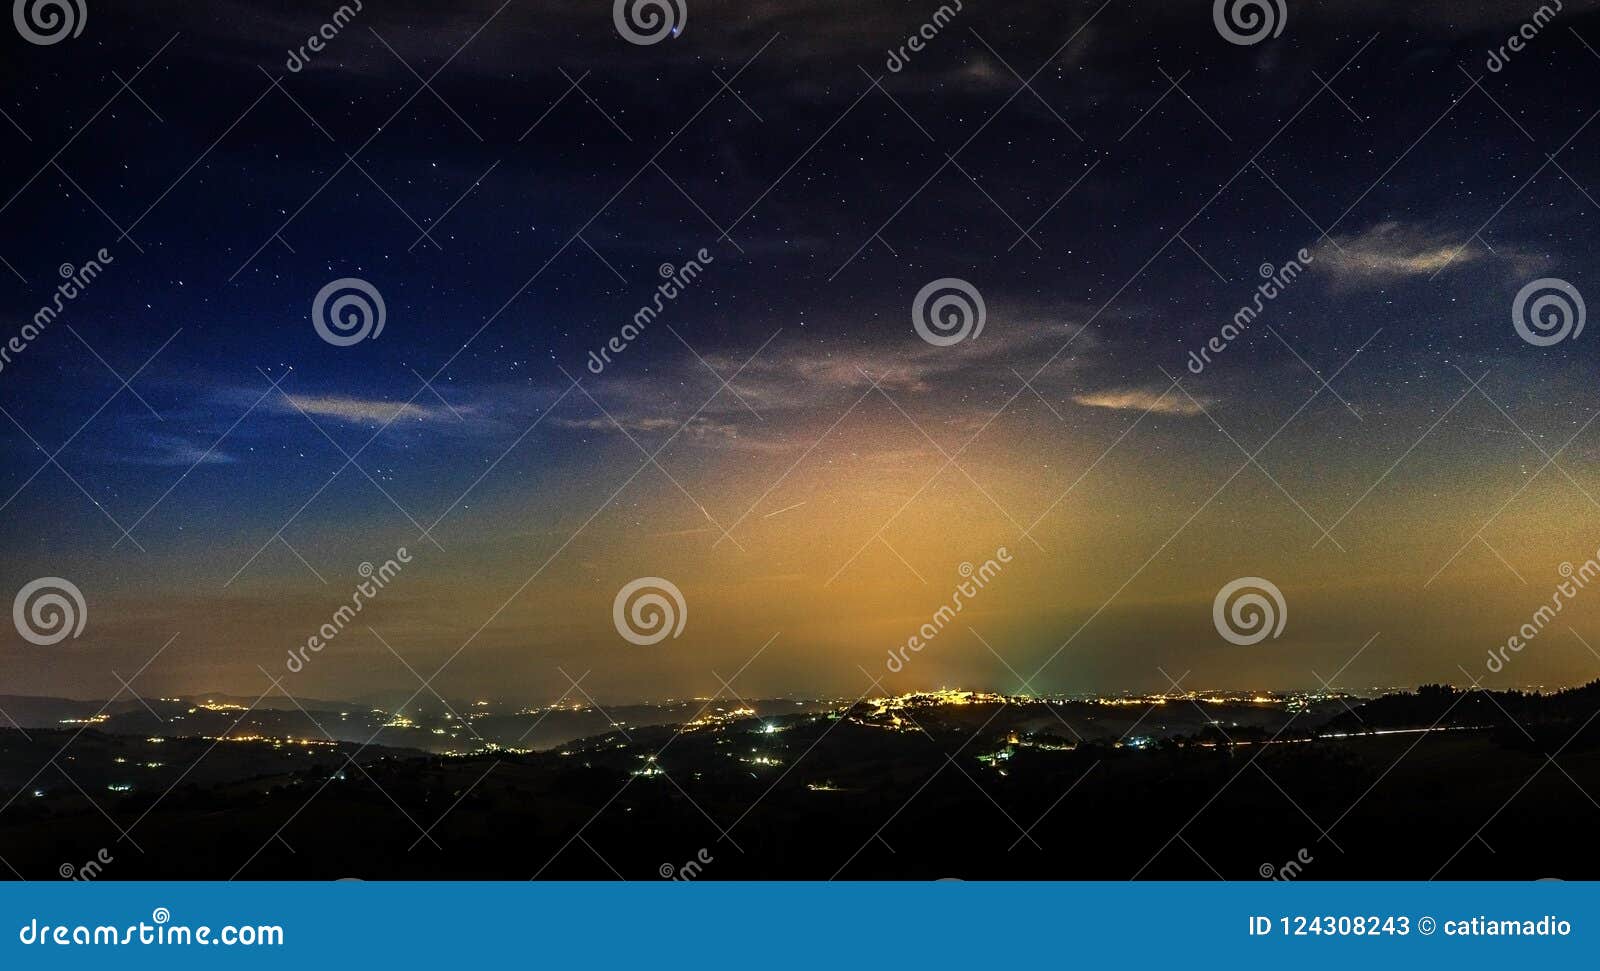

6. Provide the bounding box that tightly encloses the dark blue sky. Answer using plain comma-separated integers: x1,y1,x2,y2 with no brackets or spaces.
3,0,1600,703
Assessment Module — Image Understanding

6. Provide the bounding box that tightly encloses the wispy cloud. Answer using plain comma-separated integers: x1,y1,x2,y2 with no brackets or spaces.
276,394,462,425
1072,386,1208,416
550,319,1122,452
553,414,795,452
124,435,237,467
694,321,1102,413
554,416,681,435
1314,220,1537,281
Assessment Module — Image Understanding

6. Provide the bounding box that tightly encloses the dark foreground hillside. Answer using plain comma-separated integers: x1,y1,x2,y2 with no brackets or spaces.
3,686,1597,880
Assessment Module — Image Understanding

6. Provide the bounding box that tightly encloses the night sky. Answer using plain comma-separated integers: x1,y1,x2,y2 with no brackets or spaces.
3,0,1599,703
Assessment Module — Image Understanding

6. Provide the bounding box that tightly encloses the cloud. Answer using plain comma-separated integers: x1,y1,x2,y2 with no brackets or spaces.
1313,220,1537,281
550,316,1123,454
554,416,681,435
1072,386,1209,416
276,394,462,425
694,321,1103,413
553,414,795,452
125,435,238,466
